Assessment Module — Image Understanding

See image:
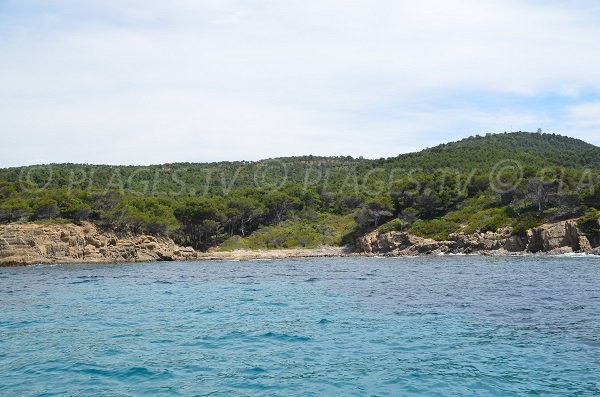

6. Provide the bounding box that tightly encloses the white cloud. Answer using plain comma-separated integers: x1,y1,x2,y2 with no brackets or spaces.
1,0,600,166
558,101,600,143
566,102,600,128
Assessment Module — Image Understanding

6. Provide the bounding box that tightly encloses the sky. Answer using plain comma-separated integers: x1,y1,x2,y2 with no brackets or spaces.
1,0,600,167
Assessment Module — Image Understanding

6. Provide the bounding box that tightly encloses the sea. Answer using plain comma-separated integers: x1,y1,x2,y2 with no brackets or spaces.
1,256,599,396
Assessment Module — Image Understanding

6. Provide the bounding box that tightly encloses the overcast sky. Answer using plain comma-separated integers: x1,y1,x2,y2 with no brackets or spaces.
1,0,600,166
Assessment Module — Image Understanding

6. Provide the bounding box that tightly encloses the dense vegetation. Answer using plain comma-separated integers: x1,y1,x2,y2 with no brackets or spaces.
1,132,599,249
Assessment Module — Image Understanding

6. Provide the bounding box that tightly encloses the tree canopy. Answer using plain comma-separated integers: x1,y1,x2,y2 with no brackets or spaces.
1,132,599,249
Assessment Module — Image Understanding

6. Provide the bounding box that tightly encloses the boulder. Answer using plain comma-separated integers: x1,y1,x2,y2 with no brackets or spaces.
504,235,527,252
526,220,588,253
174,245,197,259
588,247,600,255
356,231,442,255
546,247,574,255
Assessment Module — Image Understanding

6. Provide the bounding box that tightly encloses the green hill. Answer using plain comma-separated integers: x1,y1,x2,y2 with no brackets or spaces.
1,132,599,250
2,131,598,193
388,131,600,171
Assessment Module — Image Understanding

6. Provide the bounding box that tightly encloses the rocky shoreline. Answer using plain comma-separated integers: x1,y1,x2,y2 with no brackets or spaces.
0,222,354,266
356,219,600,257
1,218,599,267
0,222,183,266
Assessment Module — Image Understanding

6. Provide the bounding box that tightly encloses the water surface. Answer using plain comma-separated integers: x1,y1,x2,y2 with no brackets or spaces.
1,256,599,396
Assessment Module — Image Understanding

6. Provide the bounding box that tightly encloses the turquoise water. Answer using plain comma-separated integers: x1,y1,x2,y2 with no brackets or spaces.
1,256,599,396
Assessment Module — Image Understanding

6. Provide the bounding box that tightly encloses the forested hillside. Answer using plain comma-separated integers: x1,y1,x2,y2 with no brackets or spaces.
1,132,599,250
388,131,600,170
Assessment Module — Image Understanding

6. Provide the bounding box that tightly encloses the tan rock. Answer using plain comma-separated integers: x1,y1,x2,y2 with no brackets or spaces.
579,236,593,252
546,247,574,255
356,218,595,256
85,235,103,248
504,236,527,252
0,222,187,266
356,230,442,255
527,220,589,253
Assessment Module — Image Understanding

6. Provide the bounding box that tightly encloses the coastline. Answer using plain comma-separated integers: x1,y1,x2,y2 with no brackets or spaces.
194,248,600,262
0,246,353,267
2,246,599,268
196,246,351,261
1,220,599,267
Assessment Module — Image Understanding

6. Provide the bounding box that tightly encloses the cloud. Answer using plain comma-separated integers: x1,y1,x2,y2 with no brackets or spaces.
1,0,599,166
558,101,600,143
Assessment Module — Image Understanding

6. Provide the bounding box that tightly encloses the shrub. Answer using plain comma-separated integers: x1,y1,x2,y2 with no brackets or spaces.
512,213,546,236
461,208,512,234
577,208,600,237
409,219,460,241
379,218,407,233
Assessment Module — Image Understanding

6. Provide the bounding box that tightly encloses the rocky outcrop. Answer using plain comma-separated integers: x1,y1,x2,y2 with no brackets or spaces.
356,218,599,256
0,222,198,266
525,220,592,253
356,229,445,255
447,228,511,252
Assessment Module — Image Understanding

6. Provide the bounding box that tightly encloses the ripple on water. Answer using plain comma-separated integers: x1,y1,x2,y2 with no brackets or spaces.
260,332,311,342
0,256,599,396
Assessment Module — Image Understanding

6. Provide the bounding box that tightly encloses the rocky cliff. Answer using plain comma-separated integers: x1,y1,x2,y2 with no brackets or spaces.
0,222,198,266
357,219,600,256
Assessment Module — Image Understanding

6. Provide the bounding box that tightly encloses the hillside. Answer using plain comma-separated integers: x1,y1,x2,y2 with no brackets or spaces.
2,131,598,193
388,131,600,171
1,132,599,252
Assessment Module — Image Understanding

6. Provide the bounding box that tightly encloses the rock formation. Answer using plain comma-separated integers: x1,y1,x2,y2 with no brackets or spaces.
0,222,198,266
525,220,592,253
356,229,444,255
356,218,599,256
1,216,599,266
